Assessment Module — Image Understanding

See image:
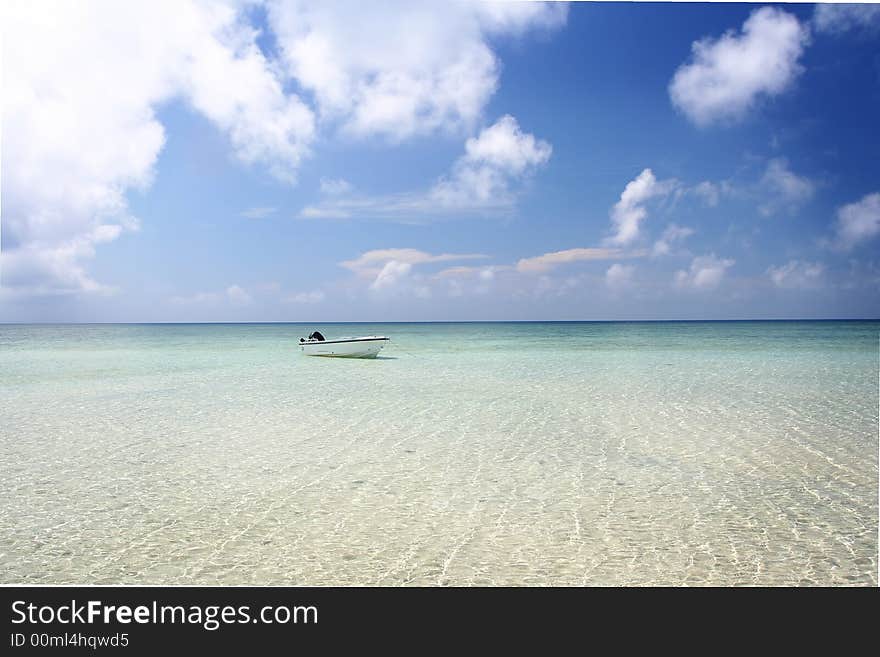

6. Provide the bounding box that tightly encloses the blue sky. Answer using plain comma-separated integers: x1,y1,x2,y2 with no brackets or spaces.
2,1,879,322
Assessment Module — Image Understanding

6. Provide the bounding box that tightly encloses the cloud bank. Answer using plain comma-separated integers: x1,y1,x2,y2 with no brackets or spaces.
266,0,566,140
2,0,564,298
2,0,314,297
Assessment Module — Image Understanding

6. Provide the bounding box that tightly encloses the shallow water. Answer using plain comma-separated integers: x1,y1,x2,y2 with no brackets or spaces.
1,321,877,585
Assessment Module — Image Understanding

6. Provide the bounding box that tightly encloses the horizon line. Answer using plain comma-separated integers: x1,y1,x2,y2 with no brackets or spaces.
2,318,879,326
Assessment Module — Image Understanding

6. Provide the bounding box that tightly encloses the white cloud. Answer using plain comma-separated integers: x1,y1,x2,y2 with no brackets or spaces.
320,178,352,195
460,115,552,176
675,254,735,289
832,192,880,251
604,169,679,246
2,0,314,297
285,289,326,303
267,1,566,140
341,248,487,278
669,7,808,126
814,4,880,34
430,115,552,208
1,1,564,302
653,224,695,256
758,158,815,216
605,263,635,289
241,207,278,219
516,247,641,274
370,261,413,291
0,239,120,298
767,260,824,288
300,115,551,219
340,248,492,295
225,284,252,304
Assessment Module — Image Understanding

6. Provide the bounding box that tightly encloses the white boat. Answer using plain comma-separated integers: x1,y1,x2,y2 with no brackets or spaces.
299,331,390,358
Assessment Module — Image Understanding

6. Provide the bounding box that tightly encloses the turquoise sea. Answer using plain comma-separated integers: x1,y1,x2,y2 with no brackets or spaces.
1,321,877,585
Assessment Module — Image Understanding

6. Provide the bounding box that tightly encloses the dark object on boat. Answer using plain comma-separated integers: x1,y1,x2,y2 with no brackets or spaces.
308,331,325,342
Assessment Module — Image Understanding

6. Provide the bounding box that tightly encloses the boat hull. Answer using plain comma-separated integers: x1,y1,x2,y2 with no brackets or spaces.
300,336,389,358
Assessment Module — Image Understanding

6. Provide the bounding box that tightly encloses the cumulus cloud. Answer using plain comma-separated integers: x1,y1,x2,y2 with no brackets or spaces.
831,192,880,251
758,158,815,216
605,263,635,289
767,260,824,288
674,254,735,289
653,224,695,256
814,4,880,34
430,115,552,208
458,116,552,176
267,1,566,140
604,169,679,246
300,115,551,219
2,0,314,297
669,7,808,126
516,247,640,274
4,1,561,300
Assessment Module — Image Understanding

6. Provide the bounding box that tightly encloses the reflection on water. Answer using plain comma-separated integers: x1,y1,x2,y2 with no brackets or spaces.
0,322,877,585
